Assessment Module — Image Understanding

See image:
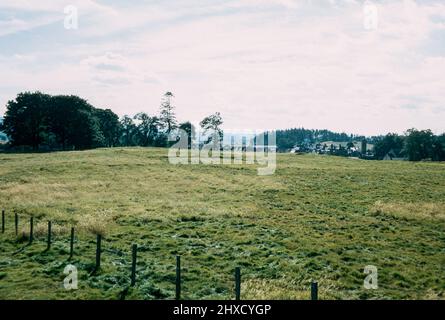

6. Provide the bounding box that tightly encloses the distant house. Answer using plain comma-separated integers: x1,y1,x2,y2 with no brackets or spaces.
255,145,277,152
290,146,301,153
383,149,406,161
383,149,396,160
0,117,8,144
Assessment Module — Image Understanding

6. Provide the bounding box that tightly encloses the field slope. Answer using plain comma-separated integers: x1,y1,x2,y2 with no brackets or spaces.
0,148,444,299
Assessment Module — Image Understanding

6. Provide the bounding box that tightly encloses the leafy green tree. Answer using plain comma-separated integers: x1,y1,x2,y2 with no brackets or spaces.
373,133,405,159
68,109,104,149
46,95,71,149
178,121,195,148
200,112,223,143
2,92,51,150
48,95,105,150
154,132,168,147
134,112,160,146
120,115,139,146
432,134,445,161
404,129,434,161
95,109,121,147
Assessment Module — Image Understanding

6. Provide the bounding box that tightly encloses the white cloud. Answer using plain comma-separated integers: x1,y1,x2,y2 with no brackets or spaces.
0,15,61,36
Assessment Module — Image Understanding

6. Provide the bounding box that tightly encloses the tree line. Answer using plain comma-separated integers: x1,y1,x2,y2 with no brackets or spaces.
373,130,445,161
0,91,223,151
1,91,444,161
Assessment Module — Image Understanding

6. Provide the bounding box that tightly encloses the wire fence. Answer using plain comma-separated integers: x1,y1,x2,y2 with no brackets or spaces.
1,209,319,300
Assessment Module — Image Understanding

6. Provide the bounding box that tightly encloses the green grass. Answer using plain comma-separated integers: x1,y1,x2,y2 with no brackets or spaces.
0,147,444,300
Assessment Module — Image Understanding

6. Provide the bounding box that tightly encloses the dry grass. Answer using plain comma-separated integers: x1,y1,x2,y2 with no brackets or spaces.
0,182,73,206
242,279,309,300
372,201,445,221
242,278,338,300
76,210,114,236
18,221,69,240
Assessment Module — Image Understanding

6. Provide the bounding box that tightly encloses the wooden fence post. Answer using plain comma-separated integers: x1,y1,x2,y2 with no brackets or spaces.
47,221,52,250
235,267,241,300
69,227,74,259
176,256,181,300
130,244,137,286
15,212,18,236
1,209,4,233
95,234,102,271
29,217,34,244
311,281,318,300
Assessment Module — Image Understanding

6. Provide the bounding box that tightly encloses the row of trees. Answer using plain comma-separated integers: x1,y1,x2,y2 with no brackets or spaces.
374,129,445,161
1,91,443,161
0,91,224,151
119,97,223,148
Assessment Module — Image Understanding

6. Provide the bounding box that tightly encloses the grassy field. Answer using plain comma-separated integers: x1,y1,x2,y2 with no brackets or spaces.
0,147,444,300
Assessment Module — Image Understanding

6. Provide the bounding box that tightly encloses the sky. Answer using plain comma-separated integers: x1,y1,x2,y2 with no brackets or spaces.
0,0,444,136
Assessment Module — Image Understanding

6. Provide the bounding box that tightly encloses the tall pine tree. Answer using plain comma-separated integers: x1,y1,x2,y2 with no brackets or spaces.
159,92,177,134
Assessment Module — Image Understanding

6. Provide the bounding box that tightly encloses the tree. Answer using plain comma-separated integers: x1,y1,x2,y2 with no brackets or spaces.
120,115,139,146
178,121,195,148
373,133,404,160
67,109,104,149
200,112,223,144
159,92,177,134
404,129,434,161
95,109,121,147
47,95,72,149
2,92,51,150
134,112,160,146
432,134,445,161
47,95,105,150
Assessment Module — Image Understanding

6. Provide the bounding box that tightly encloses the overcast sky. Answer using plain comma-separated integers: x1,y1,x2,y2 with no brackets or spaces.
0,0,444,135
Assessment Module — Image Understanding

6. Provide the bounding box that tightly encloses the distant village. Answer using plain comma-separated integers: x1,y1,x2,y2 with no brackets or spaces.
289,139,404,161
0,113,438,162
